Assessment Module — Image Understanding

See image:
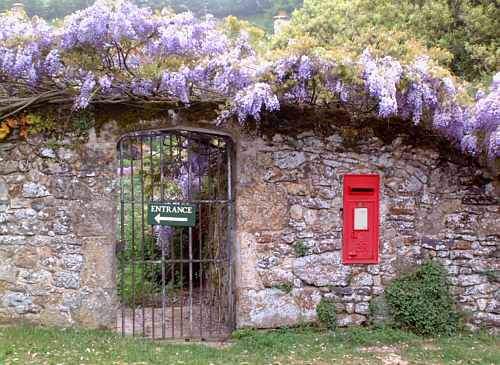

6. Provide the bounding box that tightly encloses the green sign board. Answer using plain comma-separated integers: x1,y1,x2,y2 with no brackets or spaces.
148,202,197,227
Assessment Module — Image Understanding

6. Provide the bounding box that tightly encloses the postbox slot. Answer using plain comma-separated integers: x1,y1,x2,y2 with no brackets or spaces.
350,187,374,193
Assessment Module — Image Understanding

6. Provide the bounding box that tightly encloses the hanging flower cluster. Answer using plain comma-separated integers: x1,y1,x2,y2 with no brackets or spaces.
0,0,498,160
462,75,500,158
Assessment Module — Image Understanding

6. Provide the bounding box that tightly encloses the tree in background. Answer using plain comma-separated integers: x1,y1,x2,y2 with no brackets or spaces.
134,1,303,31
0,0,303,26
0,0,496,84
136,0,303,18
0,0,94,19
273,0,499,84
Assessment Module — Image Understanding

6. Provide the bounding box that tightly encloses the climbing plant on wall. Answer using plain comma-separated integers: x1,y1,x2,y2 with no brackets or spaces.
0,0,498,163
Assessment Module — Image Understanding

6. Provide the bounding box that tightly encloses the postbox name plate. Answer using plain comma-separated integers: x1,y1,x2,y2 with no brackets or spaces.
354,207,368,230
148,202,197,227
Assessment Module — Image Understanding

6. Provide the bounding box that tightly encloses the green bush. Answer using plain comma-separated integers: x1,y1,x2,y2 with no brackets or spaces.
385,261,461,336
316,299,337,331
293,240,309,257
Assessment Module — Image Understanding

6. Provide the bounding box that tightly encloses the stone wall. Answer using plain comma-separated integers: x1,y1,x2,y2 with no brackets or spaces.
0,127,118,327
234,126,499,332
0,116,499,332
0,118,236,328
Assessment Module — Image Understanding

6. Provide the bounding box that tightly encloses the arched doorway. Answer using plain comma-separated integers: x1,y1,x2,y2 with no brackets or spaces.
115,129,234,340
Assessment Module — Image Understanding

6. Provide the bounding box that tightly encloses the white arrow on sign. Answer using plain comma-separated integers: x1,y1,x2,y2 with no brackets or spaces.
154,213,188,224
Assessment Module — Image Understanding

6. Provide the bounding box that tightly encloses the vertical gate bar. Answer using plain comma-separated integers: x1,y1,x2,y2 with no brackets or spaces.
170,135,175,338
170,239,175,338
216,145,222,332
189,227,193,336
140,136,146,336
187,134,192,199
218,263,222,333
170,240,175,338
160,134,165,200
149,136,155,340
179,135,184,338
149,136,154,200
208,202,213,337
162,254,166,339
180,228,184,337
217,144,222,332
226,139,234,331
119,140,125,336
130,138,136,336
208,147,214,337
187,139,193,335
199,168,203,339
160,135,166,339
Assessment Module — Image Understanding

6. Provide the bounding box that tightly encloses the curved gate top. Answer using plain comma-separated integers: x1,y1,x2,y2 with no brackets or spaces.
116,129,234,340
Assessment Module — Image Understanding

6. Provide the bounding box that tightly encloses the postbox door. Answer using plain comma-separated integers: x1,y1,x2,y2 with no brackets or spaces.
343,175,379,264
344,201,376,262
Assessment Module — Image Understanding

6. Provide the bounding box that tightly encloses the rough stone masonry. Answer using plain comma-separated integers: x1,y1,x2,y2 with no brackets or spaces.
0,117,499,333
234,125,499,333
0,126,117,328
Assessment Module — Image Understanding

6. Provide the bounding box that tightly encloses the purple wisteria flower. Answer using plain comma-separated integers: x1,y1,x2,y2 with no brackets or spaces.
44,49,61,77
489,125,500,158
232,83,280,122
399,56,439,124
442,77,456,95
211,59,253,95
274,55,314,82
462,72,500,157
148,12,227,58
272,55,317,103
131,78,154,97
74,72,96,109
61,0,155,49
99,75,113,93
160,69,190,103
461,134,478,155
360,49,402,118
0,1,498,161
432,104,464,140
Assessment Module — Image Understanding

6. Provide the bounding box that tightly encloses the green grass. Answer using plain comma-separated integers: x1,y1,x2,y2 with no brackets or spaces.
0,325,498,365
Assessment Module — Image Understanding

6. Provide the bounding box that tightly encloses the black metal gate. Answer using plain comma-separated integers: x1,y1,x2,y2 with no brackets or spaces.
116,129,234,340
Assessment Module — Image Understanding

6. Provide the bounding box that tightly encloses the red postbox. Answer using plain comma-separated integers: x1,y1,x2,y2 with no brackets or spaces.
342,174,380,264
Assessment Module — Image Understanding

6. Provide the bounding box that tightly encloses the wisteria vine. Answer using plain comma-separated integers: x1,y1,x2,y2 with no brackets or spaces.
0,0,498,160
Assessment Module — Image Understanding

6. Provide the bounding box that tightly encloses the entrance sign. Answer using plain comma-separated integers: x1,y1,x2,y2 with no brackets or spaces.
148,202,197,227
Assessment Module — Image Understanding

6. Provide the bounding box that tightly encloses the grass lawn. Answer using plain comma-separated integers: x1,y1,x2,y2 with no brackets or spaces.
0,325,498,365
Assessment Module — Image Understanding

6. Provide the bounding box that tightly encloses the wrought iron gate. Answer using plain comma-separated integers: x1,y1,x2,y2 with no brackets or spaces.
116,129,234,340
